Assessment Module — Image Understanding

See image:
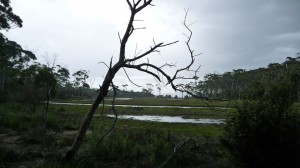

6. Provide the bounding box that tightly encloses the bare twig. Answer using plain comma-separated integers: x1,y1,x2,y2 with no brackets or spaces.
133,43,138,58
126,41,178,63
135,27,146,30
98,61,110,69
122,67,142,87
158,138,196,168
118,32,122,44
159,63,176,69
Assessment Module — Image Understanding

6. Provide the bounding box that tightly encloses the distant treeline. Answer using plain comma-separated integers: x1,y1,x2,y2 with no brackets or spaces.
189,54,300,101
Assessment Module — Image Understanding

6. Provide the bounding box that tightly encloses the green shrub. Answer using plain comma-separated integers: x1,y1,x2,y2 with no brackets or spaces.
84,128,173,167
221,82,300,168
81,127,223,168
0,103,80,132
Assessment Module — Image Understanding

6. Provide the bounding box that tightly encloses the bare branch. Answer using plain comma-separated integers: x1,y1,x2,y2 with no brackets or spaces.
195,65,201,72
98,61,109,69
126,0,133,10
161,41,179,47
126,42,162,62
170,9,198,82
134,43,138,57
135,27,146,30
118,32,122,44
122,67,142,87
136,0,153,13
187,20,198,27
126,41,178,62
176,86,227,112
124,64,162,82
159,63,176,69
159,138,196,168
194,52,202,57
135,0,142,7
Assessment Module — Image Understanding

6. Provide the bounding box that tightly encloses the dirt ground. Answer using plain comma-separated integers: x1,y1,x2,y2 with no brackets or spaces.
0,128,77,168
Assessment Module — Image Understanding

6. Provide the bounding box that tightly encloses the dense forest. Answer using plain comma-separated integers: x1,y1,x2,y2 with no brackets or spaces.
187,55,300,101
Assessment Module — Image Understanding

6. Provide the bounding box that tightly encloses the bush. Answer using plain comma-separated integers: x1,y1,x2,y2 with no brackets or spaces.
84,128,173,167
221,82,300,168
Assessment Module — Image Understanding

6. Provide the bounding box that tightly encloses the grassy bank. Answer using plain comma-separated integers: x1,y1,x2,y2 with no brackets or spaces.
0,102,227,167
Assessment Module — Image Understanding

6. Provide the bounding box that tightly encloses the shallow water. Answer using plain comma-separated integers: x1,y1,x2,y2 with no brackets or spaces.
50,101,229,110
106,114,225,124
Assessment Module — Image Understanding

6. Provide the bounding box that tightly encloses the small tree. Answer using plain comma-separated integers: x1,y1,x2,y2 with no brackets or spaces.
64,0,201,160
221,80,300,168
55,65,70,87
72,69,89,96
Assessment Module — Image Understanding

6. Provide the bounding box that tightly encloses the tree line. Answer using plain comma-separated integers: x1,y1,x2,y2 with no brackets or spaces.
0,38,93,103
189,55,300,101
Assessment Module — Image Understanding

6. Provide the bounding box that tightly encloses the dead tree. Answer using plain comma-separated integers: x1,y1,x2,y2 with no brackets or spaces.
64,0,201,161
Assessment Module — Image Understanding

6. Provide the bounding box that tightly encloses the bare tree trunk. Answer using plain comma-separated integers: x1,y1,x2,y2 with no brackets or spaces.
64,69,114,160
64,88,104,160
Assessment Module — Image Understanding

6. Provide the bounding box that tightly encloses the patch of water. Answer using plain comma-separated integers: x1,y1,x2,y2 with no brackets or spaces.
106,114,225,124
50,101,229,110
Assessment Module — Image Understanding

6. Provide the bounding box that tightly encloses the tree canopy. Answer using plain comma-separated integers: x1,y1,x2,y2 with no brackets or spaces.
0,0,22,30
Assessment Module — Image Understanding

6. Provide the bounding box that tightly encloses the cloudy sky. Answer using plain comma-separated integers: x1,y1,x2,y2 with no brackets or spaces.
3,0,300,95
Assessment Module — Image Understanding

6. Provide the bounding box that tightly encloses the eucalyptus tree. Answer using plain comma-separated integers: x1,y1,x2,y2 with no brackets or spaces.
55,65,70,87
0,0,22,30
72,70,90,96
64,0,201,160
0,34,36,93
0,0,36,101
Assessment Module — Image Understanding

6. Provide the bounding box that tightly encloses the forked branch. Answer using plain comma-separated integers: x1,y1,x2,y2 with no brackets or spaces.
123,10,202,94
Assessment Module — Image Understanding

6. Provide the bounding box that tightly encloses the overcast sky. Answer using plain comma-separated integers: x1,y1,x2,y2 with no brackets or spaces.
3,0,300,95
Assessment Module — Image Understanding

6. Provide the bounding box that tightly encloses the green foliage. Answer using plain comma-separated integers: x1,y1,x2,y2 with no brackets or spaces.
84,128,172,167
83,128,212,168
0,0,23,30
107,89,155,97
196,55,300,100
0,1,37,102
72,70,89,88
244,80,266,99
0,34,36,102
55,65,70,87
0,103,80,132
221,82,300,168
0,103,227,167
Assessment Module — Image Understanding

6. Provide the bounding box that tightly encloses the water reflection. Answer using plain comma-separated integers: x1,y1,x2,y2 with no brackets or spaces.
50,101,229,109
106,114,225,124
